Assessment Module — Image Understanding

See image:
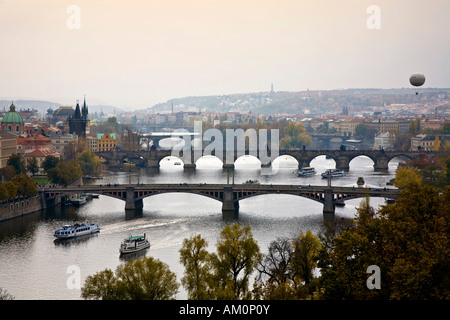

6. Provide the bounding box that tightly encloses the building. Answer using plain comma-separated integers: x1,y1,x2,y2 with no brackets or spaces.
1,103,24,134
48,132,77,160
24,148,60,175
69,97,90,138
410,134,450,151
373,132,394,150
97,133,118,152
52,106,74,122
0,131,17,168
86,134,98,152
17,134,53,153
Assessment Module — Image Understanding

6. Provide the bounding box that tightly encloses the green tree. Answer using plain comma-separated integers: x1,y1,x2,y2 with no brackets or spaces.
7,154,26,175
179,234,212,300
76,149,101,176
291,230,322,286
42,155,60,173
2,181,17,198
26,157,39,176
210,224,262,299
81,257,179,300
47,160,82,186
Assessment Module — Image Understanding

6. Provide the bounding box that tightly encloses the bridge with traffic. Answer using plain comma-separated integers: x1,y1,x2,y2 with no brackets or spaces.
40,183,400,220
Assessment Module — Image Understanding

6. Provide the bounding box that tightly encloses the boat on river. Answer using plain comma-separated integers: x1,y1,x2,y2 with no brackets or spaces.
119,234,150,256
321,169,346,178
66,195,87,207
297,167,316,177
54,221,100,239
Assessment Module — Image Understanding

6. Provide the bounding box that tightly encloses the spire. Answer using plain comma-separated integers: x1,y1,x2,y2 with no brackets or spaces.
74,100,81,119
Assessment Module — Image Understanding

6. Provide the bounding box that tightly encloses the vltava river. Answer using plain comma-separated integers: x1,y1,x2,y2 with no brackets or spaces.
0,156,401,299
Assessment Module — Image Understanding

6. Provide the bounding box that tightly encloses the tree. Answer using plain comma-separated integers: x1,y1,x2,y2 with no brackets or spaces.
7,154,26,175
433,136,441,151
42,155,60,173
394,167,422,189
2,181,17,198
77,149,101,176
279,122,312,149
81,256,179,300
179,234,212,300
47,160,82,185
317,185,450,300
26,157,39,176
11,174,37,196
210,224,262,299
0,165,16,182
291,230,322,286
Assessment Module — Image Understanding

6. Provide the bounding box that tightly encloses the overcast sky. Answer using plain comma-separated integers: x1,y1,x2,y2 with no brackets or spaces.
0,0,449,110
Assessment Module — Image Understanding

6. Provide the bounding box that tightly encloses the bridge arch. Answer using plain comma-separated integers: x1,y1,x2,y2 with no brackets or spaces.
272,155,299,169
195,155,223,169
159,155,184,169
349,155,375,171
235,155,261,169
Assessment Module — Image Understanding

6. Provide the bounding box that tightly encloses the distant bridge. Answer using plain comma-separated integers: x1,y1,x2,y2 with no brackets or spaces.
41,183,400,220
96,149,431,171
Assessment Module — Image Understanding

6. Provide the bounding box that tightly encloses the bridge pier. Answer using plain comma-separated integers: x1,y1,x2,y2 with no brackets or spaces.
335,156,350,171
222,164,235,171
125,187,143,211
373,157,389,171
184,163,196,171
322,189,335,220
222,187,239,220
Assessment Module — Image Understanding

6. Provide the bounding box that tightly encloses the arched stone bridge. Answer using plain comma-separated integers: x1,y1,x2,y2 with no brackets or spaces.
96,149,429,171
41,183,399,220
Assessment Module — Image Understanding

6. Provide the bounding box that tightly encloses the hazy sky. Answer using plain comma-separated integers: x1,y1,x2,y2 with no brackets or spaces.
0,0,449,110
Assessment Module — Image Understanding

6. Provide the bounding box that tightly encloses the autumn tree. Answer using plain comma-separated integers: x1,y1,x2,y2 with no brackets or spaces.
179,234,213,300
210,224,262,299
76,149,101,176
26,157,39,176
81,256,179,300
47,160,82,186
279,122,312,149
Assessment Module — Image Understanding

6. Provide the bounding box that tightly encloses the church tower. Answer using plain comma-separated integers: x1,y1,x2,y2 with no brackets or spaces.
69,96,90,137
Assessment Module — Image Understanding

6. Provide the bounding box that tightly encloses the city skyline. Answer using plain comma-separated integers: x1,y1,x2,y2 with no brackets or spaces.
0,0,449,110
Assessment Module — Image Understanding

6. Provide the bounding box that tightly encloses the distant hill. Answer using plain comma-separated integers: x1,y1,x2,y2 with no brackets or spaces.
146,88,450,115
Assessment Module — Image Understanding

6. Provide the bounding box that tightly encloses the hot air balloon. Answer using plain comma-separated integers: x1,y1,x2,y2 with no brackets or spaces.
410,73,425,95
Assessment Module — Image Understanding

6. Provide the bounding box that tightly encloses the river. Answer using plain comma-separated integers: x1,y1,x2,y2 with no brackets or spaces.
0,155,401,300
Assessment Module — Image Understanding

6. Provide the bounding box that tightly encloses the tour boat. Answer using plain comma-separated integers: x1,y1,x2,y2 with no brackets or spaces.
119,234,150,256
54,221,100,239
297,167,316,177
243,179,260,185
321,169,346,178
66,195,87,207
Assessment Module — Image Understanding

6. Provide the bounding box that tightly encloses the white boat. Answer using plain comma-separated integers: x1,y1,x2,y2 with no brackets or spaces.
321,169,346,178
67,196,87,207
54,221,100,239
119,234,150,256
297,167,316,177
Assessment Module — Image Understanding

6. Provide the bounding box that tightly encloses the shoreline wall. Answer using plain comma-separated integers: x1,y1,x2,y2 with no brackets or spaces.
0,195,43,222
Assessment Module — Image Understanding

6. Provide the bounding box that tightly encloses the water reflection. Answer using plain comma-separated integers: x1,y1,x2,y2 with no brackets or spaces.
0,156,399,300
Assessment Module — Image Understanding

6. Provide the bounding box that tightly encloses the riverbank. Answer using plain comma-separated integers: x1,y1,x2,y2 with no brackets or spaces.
0,195,43,222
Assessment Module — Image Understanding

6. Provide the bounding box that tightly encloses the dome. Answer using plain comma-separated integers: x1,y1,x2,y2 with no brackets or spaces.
2,103,24,124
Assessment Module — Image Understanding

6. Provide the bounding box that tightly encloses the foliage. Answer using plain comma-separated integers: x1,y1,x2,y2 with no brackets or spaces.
179,234,213,300
81,256,179,300
7,154,26,175
317,185,450,300
47,160,82,186
26,157,39,176
210,224,262,299
42,155,60,173
279,122,312,149
11,174,37,196
394,167,422,189
0,165,16,182
76,149,101,176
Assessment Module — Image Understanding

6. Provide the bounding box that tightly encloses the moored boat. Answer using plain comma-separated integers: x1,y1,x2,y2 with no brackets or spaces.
297,167,316,177
119,234,150,256
54,221,100,239
321,169,346,178
66,195,87,207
